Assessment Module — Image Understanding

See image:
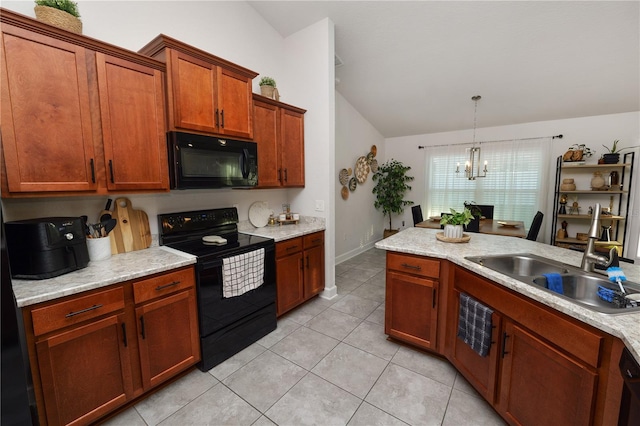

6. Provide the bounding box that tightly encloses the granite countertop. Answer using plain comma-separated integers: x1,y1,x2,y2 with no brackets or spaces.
375,227,640,363
11,246,196,308
238,216,326,242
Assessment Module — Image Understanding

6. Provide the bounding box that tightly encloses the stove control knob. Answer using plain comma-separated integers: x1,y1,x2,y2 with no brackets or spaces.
65,233,74,240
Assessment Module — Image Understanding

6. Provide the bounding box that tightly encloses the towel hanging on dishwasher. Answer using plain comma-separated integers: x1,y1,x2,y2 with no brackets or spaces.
222,248,265,298
457,293,493,357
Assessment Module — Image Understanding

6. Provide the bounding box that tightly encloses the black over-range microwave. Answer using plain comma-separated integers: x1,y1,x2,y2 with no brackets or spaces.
167,131,258,189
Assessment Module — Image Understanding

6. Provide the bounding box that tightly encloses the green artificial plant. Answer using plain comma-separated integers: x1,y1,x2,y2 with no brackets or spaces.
259,76,276,87
34,0,80,17
372,159,414,231
602,139,639,154
440,208,474,226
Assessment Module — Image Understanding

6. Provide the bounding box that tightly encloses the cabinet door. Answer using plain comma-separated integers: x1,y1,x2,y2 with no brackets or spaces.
253,100,281,187
276,252,304,316
385,270,438,350
304,244,325,298
35,314,133,426
0,26,97,193
217,67,253,139
449,290,501,404
498,321,597,425
168,49,217,133
279,107,305,187
136,289,200,390
96,53,168,190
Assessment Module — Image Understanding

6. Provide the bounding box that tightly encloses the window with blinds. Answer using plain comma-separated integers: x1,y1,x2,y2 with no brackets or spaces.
424,138,551,224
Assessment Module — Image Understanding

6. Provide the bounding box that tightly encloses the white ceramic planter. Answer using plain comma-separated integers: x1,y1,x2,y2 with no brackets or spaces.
444,224,463,239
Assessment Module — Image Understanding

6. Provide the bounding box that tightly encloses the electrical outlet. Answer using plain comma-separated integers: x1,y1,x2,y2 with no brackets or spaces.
315,200,325,211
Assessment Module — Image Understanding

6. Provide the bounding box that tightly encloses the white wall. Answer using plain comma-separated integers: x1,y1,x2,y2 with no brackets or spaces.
1,1,338,284
335,92,385,263
385,111,640,262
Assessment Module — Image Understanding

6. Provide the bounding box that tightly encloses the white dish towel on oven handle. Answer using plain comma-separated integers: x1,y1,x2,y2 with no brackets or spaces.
222,248,265,298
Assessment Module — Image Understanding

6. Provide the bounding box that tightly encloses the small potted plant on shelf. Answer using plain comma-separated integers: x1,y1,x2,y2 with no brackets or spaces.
601,140,639,164
440,208,474,239
259,76,277,98
34,0,82,34
372,159,414,238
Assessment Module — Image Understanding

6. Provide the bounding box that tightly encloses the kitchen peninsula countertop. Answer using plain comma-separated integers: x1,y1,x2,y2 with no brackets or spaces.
11,246,196,308
238,216,326,242
375,227,640,362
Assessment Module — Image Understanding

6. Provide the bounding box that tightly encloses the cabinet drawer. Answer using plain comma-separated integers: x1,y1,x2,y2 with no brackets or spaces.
303,231,324,249
133,267,195,304
31,287,125,336
387,252,440,279
276,237,303,258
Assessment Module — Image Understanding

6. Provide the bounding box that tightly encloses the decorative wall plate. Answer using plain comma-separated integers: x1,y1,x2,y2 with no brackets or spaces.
349,177,357,191
355,156,369,183
366,152,374,163
341,186,349,200
371,145,377,157
248,201,270,228
339,168,349,186
370,159,378,173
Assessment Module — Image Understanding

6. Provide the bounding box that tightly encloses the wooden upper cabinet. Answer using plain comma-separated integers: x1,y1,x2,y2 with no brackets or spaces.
0,24,97,193
253,94,306,188
95,53,168,190
140,34,257,139
280,107,305,187
0,9,169,196
253,99,281,187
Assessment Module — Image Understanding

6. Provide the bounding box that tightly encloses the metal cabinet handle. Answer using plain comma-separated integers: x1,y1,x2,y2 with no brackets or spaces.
122,323,128,347
286,245,299,251
401,263,422,271
501,332,510,358
220,109,224,128
312,238,322,244
140,316,146,339
284,169,288,182
109,160,115,183
65,304,102,318
90,159,95,183
156,281,180,291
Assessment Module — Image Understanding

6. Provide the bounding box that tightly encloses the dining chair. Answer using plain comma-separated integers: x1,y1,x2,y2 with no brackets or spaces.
411,205,424,226
526,211,544,241
465,203,495,219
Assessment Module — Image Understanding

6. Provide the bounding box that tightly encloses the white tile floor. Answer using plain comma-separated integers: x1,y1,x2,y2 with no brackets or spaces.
103,248,506,426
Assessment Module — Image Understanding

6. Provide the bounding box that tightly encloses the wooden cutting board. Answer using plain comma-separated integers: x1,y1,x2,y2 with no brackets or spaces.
109,197,152,254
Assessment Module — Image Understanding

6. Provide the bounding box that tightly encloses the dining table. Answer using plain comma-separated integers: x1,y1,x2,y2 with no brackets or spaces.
416,218,527,238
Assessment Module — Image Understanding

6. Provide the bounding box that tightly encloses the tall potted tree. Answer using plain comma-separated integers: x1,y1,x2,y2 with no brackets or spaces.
372,159,414,238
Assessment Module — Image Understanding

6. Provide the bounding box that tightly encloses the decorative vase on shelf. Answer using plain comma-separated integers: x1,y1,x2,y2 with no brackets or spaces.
444,224,463,239
560,178,576,191
602,153,620,164
591,172,606,190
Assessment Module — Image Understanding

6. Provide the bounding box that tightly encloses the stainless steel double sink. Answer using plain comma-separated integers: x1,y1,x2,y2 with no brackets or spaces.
464,253,640,315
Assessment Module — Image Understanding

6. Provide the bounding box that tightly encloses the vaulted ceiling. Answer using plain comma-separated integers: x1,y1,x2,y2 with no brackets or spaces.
249,1,640,138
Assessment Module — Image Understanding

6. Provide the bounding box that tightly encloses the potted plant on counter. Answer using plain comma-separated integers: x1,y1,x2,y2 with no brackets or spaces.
34,0,82,34
372,159,414,238
440,208,474,239
601,140,639,164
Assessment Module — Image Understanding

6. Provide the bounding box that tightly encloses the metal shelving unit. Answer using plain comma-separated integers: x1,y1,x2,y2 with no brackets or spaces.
551,152,634,255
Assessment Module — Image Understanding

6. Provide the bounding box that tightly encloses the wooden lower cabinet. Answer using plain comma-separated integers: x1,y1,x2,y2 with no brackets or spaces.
498,321,597,425
275,231,324,316
23,267,199,426
385,252,440,350
447,264,618,426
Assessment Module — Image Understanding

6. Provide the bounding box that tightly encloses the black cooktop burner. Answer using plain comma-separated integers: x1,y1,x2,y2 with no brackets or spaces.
159,207,273,260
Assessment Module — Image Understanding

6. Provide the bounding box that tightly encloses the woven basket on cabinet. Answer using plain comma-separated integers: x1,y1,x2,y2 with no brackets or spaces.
34,5,82,34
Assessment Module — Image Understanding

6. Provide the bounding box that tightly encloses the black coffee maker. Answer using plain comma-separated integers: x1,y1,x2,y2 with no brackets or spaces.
4,217,90,279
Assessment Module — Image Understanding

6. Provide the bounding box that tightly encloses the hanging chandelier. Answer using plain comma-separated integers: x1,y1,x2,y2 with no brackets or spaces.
456,95,487,180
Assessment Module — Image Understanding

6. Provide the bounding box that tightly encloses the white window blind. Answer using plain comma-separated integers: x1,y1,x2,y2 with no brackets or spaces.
424,138,551,224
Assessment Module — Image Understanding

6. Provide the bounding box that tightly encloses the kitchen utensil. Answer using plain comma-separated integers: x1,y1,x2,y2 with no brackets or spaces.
103,218,117,235
109,197,151,254
100,198,113,221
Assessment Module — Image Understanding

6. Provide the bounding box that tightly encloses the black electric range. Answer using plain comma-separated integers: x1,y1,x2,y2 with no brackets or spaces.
159,207,276,371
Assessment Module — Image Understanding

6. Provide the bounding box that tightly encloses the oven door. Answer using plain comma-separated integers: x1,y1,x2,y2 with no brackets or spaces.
196,246,275,337
168,131,257,189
